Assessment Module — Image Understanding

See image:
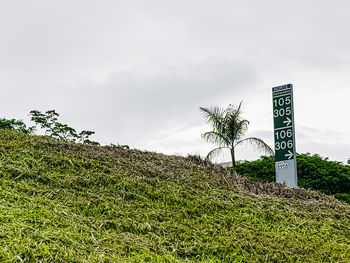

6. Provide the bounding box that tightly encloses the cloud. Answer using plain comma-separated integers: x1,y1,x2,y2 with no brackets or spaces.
52,58,259,147
0,0,349,163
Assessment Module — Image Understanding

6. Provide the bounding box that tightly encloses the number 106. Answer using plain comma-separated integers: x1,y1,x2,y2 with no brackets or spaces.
275,129,292,139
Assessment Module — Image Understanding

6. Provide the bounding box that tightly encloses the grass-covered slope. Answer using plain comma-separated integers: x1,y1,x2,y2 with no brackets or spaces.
0,130,349,262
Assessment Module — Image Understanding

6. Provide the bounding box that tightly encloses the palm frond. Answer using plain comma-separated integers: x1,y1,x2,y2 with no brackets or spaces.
206,146,230,160
235,137,274,156
226,100,243,119
199,106,225,130
234,119,249,140
201,131,230,147
223,112,249,143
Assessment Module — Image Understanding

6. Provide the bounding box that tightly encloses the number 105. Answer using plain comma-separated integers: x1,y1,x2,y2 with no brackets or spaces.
273,96,291,107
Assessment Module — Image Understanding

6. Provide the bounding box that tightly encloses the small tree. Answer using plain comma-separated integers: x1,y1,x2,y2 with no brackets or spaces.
0,110,100,145
78,130,100,145
200,102,273,175
0,118,34,134
30,110,99,145
29,110,59,136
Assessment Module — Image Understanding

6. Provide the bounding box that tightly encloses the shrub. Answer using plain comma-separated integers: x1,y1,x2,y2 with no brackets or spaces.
236,153,350,203
0,118,34,134
0,110,99,145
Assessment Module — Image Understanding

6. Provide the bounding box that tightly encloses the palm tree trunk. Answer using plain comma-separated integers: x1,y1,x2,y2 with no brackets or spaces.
230,147,237,177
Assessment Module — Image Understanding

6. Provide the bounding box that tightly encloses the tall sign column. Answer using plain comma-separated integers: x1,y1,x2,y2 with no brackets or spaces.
272,84,297,187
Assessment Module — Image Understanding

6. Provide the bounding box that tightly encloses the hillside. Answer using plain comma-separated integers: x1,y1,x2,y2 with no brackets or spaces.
0,130,349,262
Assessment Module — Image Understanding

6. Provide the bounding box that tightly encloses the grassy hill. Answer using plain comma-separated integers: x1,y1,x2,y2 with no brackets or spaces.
0,130,349,262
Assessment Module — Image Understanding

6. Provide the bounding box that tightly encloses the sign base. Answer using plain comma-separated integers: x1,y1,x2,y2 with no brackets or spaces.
275,159,298,187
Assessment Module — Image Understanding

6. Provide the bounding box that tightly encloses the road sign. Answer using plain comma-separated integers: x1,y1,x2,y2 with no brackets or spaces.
272,84,297,187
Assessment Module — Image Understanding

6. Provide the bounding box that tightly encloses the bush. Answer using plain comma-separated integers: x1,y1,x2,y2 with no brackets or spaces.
236,153,350,203
235,156,275,182
29,110,100,144
0,110,99,145
0,118,34,134
333,193,350,203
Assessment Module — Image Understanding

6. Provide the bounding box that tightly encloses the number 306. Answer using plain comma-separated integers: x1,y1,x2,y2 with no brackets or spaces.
275,140,293,150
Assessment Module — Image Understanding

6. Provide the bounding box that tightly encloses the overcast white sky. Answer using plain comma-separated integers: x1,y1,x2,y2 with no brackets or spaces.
1,0,349,163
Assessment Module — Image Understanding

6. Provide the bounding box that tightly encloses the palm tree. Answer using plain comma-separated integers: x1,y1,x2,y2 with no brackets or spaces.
200,101,273,175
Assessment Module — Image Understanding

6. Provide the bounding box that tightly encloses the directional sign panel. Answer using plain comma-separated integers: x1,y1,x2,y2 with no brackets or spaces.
272,84,297,187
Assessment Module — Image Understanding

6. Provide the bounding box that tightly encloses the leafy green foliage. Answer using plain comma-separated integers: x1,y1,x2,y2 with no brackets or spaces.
109,143,130,149
0,110,99,145
334,193,350,203
200,102,273,171
29,110,99,144
29,110,59,135
0,130,349,262
236,153,350,203
235,156,275,182
0,118,34,134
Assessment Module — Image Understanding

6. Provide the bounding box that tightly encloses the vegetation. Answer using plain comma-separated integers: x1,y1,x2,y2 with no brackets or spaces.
200,102,273,174
0,110,99,145
0,130,349,262
30,110,99,145
0,118,34,134
236,153,350,203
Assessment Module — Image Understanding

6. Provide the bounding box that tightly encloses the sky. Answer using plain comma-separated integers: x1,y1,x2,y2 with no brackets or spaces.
1,0,349,163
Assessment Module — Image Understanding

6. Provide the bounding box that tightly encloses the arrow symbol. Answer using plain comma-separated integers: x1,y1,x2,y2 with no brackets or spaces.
283,117,292,126
285,150,293,160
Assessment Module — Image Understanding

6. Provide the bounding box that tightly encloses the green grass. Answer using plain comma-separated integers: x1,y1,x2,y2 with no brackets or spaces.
0,130,349,262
